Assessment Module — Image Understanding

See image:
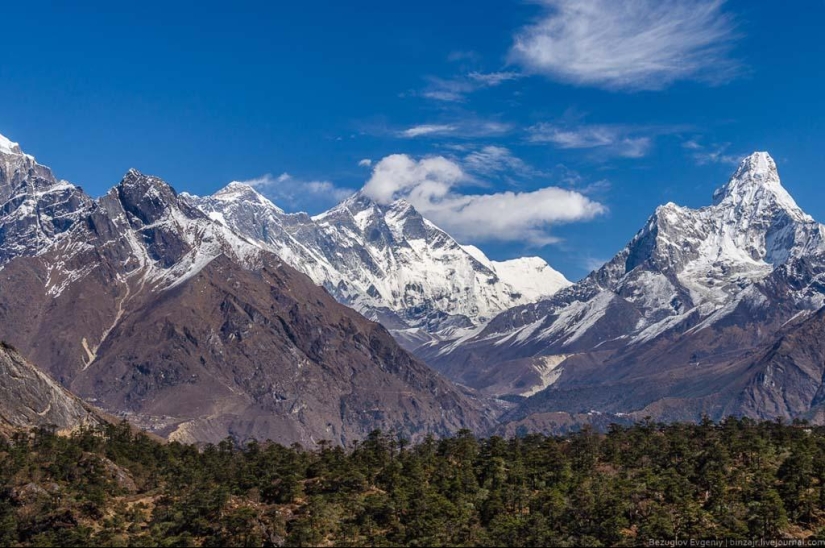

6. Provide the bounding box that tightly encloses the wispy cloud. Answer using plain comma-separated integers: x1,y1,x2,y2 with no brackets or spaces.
419,77,475,102
360,154,606,245
510,0,741,91
528,122,653,158
358,158,372,167
459,147,607,191
238,172,355,210
417,71,523,102
462,146,538,178
400,119,513,139
467,71,522,86
683,140,746,166
582,256,609,273
235,173,285,188
400,124,458,138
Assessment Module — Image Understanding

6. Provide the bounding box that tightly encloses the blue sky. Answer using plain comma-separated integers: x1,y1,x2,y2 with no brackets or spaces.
1,0,824,280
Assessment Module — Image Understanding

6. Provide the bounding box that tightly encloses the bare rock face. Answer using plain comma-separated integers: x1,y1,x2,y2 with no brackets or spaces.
733,307,825,420
0,136,491,445
0,342,101,435
0,137,93,264
428,153,825,429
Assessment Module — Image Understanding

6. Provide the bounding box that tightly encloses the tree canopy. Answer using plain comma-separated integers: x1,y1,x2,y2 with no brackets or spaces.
1,417,824,546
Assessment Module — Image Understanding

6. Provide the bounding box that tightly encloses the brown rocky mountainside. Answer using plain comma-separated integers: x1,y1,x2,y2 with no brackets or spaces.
504,303,825,431
0,342,102,436
737,306,825,421
0,142,491,446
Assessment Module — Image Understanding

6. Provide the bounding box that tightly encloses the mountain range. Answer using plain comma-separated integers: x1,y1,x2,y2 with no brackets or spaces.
423,152,825,431
0,134,491,445
183,185,570,350
3,129,825,443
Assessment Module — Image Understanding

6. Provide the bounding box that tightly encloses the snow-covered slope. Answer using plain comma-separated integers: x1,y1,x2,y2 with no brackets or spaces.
0,133,24,155
425,152,825,399
461,245,570,303
187,188,571,347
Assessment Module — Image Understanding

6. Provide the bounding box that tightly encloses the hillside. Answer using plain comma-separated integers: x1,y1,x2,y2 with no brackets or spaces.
1,419,824,545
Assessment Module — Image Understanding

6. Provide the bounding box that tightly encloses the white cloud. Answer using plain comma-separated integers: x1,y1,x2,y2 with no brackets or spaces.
361,155,464,204
358,159,372,167
303,180,354,201
528,123,653,158
400,124,458,138
510,0,740,91
549,164,584,187
531,125,614,149
238,172,354,209
361,154,606,245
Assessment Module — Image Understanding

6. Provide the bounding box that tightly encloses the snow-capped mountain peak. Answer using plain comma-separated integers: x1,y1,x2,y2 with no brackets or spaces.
619,152,825,308
726,151,780,187
614,151,822,294
113,168,185,226
0,132,36,177
0,133,92,264
713,152,809,221
120,167,177,194
490,256,571,300
0,132,23,156
312,191,377,222
212,181,284,212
